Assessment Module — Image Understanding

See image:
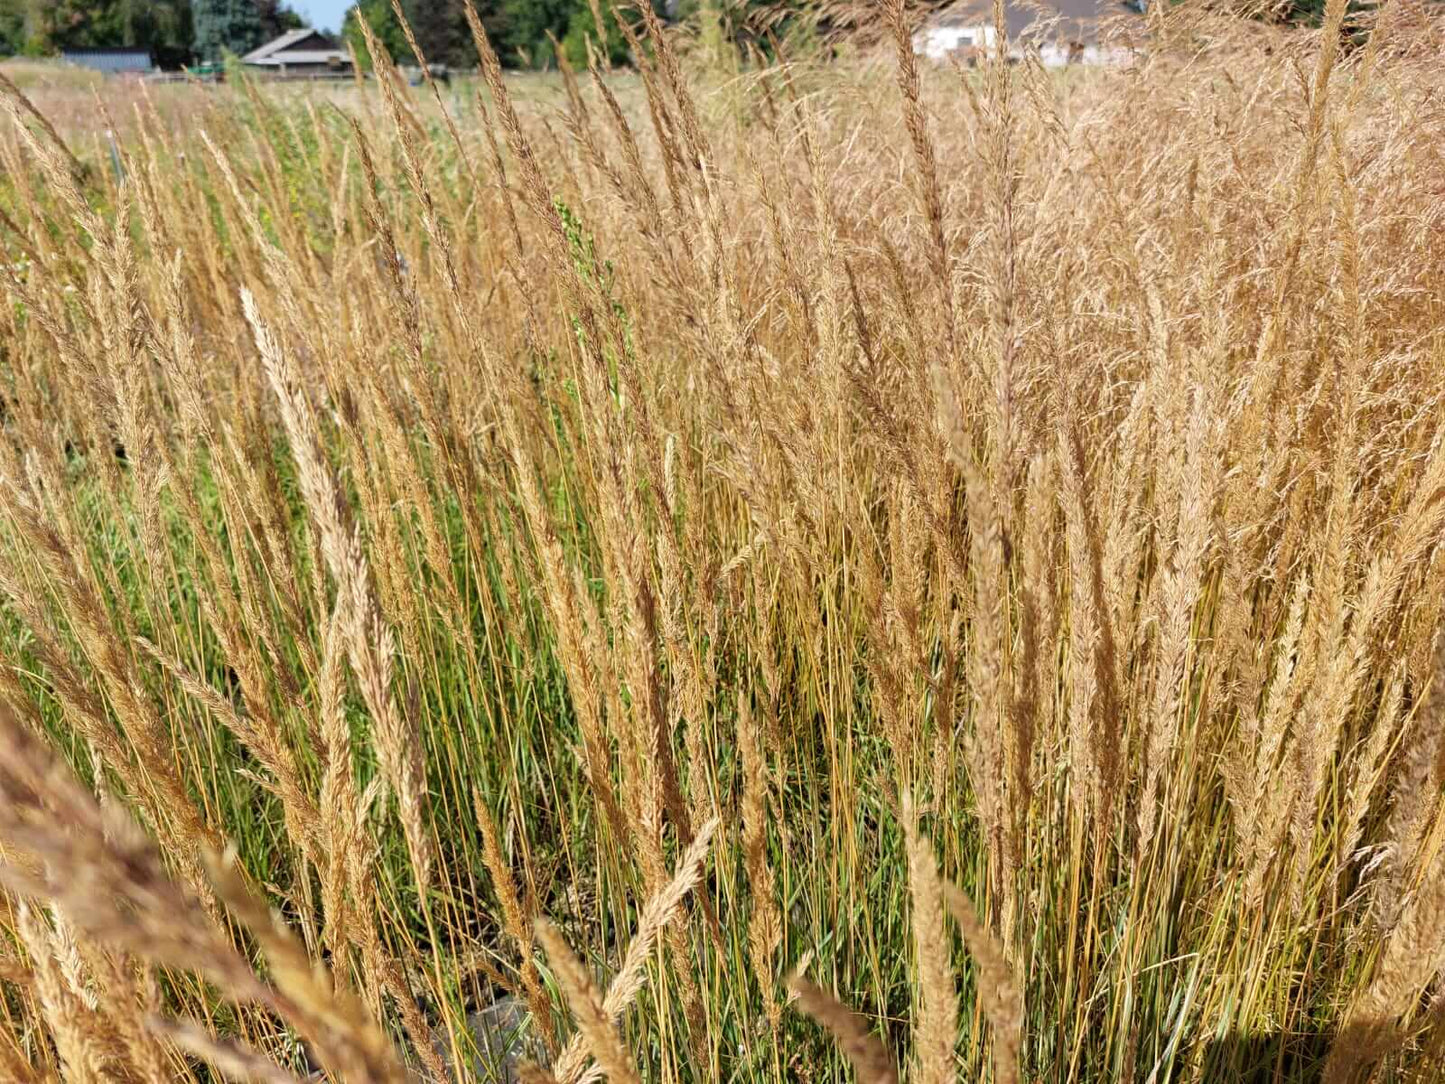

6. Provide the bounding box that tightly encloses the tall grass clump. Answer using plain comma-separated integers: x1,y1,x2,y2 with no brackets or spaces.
0,1,1444,1081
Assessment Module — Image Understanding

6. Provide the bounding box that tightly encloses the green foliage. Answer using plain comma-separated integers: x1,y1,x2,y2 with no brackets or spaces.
340,0,659,71
341,0,413,67
403,0,469,66
193,0,264,61
560,0,629,69
0,0,26,55
0,0,302,62
256,0,304,38
0,0,191,55
490,0,579,67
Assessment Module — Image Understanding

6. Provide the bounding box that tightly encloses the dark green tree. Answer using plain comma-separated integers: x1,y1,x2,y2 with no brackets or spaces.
256,0,304,39
193,0,264,60
403,0,469,66
0,0,195,58
0,0,33,54
491,0,575,66
340,0,619,70
560,1,629,68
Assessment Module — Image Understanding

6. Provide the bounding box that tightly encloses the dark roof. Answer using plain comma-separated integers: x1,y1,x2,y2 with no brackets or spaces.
241,29,346,65
61,47,154,73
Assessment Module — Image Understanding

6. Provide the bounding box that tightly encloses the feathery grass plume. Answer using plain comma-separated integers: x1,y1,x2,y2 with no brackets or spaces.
786,975,899,1084
474,787,558,1053
1324,839,1445,1084
1227,572,1311,905
552,819,717,1084
1337,662,1406,879
1137,376,1220,859
242,288,434,893
1375,629,1445,928
634,0,711,173
354,7,484,387
16,903,116,1082
1018,454,1057,766
587,0,611,69
610,3,690,217
586,59,665,234
519,1064,566,1084
472,82,530,267
934,360,1017,904
884,0,955,365
902,792,958,1084
91,935,177,1084
941,882,1023,1084
536,919,643,1084
145,1015,310,1084
0,89,96,248
243,276,456,1072
1239,0,1354,429
464,0,567,249
0,708,255,994
980,0,1022,498
739,697,782,1032
204,851,414,1084
0,67,83,180
386,0,479,188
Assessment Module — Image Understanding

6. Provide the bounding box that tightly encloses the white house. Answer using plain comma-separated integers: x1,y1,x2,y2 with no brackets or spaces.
241,29,352,75
912,0,1145,67
911,13,998,62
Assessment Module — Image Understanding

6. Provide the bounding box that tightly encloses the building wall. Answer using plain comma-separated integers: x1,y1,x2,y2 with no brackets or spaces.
913,25,1136,67
911,24,997,61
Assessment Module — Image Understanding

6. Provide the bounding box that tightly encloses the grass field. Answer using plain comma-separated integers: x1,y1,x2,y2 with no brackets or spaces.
1,1,1444,1082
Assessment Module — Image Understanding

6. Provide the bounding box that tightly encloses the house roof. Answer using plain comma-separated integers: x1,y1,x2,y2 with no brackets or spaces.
919,0,1142,43
241,29,344,65
61,47,154,73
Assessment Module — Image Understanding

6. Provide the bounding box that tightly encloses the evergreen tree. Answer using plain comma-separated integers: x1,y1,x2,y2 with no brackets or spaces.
403,0,467,66
256,0,304,39
193,0,263,61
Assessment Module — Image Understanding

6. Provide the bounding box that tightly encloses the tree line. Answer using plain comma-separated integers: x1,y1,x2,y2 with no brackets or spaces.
0,0,791,70
0,0,303,65
0,0,729,69
340,0,644,71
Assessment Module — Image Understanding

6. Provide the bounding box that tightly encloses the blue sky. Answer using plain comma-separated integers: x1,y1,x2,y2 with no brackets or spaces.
292,0,352,34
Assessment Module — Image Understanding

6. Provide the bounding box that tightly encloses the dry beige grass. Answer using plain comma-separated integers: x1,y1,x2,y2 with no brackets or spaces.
0,1,1444,1081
